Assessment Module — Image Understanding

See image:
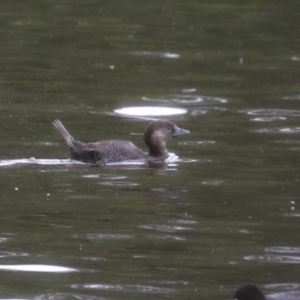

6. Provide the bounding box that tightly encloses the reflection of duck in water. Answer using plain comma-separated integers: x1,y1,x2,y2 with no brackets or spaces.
53,119,189,164
234,285,300,300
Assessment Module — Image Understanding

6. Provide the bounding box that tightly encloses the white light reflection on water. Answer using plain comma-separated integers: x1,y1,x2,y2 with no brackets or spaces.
114,106,187,116
0,264,76,272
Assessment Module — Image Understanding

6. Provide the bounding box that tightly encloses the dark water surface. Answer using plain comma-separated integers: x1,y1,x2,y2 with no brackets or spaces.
0,1,300,299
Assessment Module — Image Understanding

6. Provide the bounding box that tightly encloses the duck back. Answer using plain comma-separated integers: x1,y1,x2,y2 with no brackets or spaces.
53,120,145,164
86,140,146,163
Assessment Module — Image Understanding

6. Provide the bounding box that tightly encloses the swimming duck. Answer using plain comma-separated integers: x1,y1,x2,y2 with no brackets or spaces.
53,119,189,164
234,285,300,300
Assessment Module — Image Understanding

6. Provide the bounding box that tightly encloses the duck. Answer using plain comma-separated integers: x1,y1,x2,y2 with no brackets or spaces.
53,119,190,164
234,285,300,300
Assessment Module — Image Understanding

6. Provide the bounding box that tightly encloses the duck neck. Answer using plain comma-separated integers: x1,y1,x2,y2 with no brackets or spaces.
147,149,169,161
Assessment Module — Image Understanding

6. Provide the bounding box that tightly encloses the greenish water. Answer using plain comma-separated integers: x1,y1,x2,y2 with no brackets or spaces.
0,1,300,299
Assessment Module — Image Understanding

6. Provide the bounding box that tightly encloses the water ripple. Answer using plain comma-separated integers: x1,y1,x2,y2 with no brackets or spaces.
142,95,227,105
34,293,106,300
85,233,134,241
0,298,28,300
83,174,127,180
275,139,300,145
265,247,300,254
171,95,228,105
169,219,198,225
132,51,180,59
178,158,209,163
0,251,28,259
191,107,226,115
133,254,159,259
251,117,286,122
265,290,300,300
254,127,300,134
179,140,215,146
264,283,300,290
201,180,223,186
0,158,84,167
158,235,186,241
283,94,300,101
288,213,300,217
82,257,107,261
291,56,300,61
139,224,192,233
99,181,139,187
190,109,207,116
244,254,300,264
72,283,174,294
239,108,300,119
0,297,28,300
182,88,196,93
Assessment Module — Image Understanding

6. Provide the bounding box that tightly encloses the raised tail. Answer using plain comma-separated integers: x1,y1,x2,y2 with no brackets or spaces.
53,119,74,148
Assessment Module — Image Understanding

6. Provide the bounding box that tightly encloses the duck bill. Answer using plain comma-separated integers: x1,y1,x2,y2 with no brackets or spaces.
173,126,190,137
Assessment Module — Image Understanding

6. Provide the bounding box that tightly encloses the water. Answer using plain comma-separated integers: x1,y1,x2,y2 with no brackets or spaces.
0,0,300,299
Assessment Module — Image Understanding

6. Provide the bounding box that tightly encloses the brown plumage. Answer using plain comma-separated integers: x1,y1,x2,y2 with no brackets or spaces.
53,119,189,164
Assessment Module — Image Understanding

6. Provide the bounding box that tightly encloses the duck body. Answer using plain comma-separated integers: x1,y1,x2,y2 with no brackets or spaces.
67,139,146,164
53,119,189,164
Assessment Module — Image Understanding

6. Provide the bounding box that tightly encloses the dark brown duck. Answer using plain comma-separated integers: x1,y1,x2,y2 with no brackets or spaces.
53,119,189,164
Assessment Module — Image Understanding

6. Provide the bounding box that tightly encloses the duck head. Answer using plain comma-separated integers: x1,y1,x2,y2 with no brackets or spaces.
144,120,190,160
